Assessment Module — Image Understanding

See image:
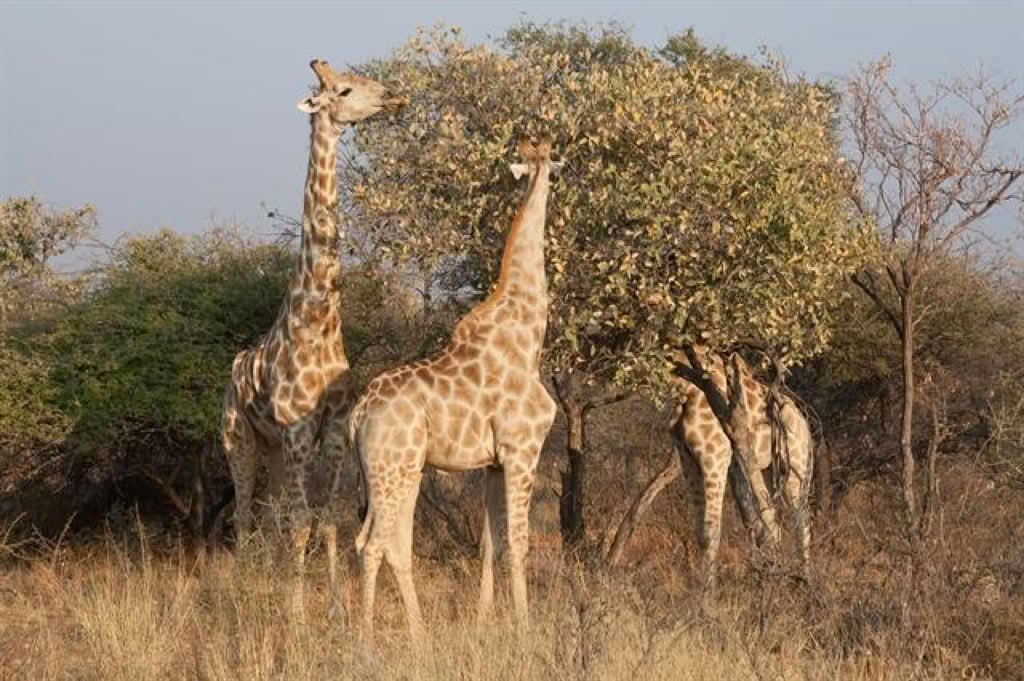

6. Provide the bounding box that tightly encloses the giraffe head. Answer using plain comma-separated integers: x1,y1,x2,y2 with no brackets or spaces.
297,59,405,128
509,133,564,179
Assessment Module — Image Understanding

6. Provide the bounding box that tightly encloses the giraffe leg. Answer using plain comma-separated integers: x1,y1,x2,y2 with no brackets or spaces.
782,437,813,579
385,470,425,645
784,470,811,579
357,528,383,642
320,417,348,625
222,402,257,552
478,467,506,625
699,457,729,590
676,441,706,576
501,451,538,634
282,421,317,622
356,464,397,642
745,466,781,552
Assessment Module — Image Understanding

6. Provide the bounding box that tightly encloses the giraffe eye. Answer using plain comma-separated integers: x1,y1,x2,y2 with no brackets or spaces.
338,87,352,97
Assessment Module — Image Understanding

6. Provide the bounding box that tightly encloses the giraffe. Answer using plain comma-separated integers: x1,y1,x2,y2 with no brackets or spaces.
342,134,560,642
669,347,813,588
219,59,403,617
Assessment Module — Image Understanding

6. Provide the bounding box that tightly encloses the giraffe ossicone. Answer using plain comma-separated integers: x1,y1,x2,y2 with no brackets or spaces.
219,58,402,621
342,133,560,643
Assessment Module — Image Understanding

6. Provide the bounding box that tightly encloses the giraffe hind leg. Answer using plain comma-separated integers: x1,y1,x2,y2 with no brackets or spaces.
320,418,349,624
358,471,419,642
783,452,813,579
384,471,425,644
478,467,505,626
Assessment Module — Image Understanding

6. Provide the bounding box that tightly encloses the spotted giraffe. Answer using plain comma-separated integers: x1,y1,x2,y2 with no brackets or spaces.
220,59,403,617
670,348,813,586
337,134,561,642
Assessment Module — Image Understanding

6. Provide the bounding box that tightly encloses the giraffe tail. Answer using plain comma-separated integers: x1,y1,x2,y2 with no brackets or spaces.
347,402,373,555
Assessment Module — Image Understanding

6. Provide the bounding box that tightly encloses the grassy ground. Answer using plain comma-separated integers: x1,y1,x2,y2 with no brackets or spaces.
1,472,1021,681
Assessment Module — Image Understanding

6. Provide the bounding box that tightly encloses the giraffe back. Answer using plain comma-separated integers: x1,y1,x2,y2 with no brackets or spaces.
349,296,554,473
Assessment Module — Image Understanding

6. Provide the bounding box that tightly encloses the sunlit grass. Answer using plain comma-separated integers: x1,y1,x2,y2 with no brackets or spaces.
1,470,1021,681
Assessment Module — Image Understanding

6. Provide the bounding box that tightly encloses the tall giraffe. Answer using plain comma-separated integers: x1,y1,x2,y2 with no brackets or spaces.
342,135,560,642
670,348,813,586
219,59,403,616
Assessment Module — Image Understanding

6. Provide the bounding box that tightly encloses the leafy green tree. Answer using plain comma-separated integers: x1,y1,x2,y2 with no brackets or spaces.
1,219,452,538
0,227,294,536
1,196,95,329
1,196,95,530
38,228,291,450
343,22,867,548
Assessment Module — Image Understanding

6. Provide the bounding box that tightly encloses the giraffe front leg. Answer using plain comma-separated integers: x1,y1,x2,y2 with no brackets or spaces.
222,400,257,553
502,452,538,635
676,440,705,575
282,421,316,622
783,463,812,580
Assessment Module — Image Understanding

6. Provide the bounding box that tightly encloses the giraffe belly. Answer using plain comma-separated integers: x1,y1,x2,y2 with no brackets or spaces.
426,432,496,472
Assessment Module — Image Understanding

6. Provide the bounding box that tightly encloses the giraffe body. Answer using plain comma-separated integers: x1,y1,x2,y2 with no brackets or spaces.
343,136,559,642
670,351,813,585
220,59,402,618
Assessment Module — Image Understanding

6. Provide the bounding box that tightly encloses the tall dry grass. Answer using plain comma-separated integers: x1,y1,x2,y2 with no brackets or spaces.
1,467,1021,681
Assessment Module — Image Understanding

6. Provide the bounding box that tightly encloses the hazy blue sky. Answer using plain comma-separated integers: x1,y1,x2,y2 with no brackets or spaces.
2,1,1022,262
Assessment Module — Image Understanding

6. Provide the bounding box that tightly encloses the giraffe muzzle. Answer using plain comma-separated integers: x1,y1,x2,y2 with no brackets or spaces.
382,91,408,112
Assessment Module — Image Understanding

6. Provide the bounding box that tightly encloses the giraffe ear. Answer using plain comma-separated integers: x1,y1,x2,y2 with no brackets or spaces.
297,96,320,113
509,163,529,180
509,161,565,179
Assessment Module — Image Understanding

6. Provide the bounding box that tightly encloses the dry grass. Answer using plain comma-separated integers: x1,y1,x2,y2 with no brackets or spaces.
1,466,1021,681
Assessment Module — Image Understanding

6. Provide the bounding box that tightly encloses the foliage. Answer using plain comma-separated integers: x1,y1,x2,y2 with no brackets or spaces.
23,227,293,455
345,22,868,401
0,196,94,469
986,370,1024,487
0,196,95,328
0,338,72,457
0,220,446,535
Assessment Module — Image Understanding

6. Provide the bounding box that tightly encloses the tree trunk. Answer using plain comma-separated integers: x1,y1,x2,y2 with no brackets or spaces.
727,455,763,542
605,448,681,566
560,400,586,550
189,446,206,557
920,405,941,539
813,438,833,518
900,284,918,534
551,373,629,554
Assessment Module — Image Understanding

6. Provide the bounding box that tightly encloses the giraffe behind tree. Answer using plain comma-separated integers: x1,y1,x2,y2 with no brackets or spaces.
219,59,403,618
342,134,561,643
670,347,813,588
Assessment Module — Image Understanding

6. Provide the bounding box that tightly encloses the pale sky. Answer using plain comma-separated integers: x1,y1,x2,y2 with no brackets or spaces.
2,1,1022,263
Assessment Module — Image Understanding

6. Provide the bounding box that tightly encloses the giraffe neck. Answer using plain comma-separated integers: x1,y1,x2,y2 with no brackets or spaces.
492,161,552,307
296,110,342,296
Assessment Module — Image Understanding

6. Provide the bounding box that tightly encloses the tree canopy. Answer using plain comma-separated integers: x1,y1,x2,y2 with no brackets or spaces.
344,22,869,400
1,196,95,328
